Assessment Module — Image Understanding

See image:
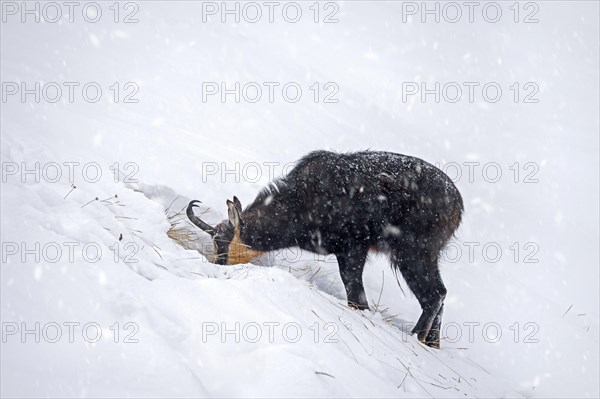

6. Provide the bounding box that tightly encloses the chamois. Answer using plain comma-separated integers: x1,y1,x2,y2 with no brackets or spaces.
188,150,463,348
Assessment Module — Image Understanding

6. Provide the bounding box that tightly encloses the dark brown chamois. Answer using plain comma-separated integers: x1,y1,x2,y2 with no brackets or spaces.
188,150,463,348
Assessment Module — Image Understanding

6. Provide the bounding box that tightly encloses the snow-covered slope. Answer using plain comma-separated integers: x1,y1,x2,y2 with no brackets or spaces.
1,2,598,397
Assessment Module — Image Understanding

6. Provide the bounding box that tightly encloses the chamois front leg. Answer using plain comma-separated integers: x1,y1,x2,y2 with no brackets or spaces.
336,247,369,310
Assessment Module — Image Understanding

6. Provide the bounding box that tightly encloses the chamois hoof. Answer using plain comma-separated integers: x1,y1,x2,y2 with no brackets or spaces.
411,327,440,349
416,334,441,349
348,301,369,311
420,339,441,349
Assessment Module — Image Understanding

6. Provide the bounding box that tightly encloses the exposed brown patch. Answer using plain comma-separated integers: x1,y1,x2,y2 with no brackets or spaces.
227,226,263,265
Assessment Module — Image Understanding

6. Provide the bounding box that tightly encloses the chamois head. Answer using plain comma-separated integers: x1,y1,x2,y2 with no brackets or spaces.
187,197,262,265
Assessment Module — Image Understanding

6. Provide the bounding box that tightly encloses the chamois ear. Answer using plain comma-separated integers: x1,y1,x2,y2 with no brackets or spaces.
227,199,241,228
233,196,243,213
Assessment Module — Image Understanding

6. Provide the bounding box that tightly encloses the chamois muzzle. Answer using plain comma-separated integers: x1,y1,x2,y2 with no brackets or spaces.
186,200,215,236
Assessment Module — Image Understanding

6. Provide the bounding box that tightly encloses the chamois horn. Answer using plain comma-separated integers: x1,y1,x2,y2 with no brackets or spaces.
186,200,215,236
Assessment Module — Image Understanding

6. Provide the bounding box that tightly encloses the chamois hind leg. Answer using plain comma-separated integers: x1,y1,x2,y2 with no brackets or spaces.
391,250,446,348
424,304,444,349
336,247,369,310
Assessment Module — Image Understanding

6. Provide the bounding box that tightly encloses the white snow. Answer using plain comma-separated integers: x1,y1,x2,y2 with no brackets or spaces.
1,1,598,397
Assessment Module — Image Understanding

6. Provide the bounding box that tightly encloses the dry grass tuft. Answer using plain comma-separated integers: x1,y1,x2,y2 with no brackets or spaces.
167,209,200,250
165,198,211,258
